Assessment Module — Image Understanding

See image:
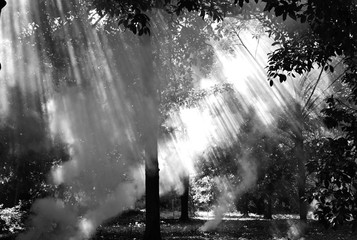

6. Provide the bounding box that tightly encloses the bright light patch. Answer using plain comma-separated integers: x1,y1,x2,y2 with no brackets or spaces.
180,108,210,150
200,78,217,89
79,218,95,238
52,166,64,185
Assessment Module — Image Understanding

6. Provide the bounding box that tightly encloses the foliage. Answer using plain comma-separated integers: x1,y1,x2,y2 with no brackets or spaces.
10,0,357,233
308,59,357,228
155,12,220,123
0,87,70,209
193,107,297,216
88,0,237,35
261,0,357,86
88,0,357,90
190,176,217,211
0,203,24,234
307,137,357,230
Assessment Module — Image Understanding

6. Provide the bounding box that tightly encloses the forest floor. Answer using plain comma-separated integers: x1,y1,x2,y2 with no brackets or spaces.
1,211,355,240
91,210,355,240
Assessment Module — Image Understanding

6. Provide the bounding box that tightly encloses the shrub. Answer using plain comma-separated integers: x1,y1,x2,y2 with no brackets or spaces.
0,203,24,233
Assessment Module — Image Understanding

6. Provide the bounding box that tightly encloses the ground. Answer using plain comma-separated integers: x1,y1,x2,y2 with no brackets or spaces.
91,211,355,240
1,211,355,240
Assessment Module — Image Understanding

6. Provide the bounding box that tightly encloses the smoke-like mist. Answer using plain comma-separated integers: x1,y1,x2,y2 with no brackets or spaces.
0,1,150,238
17,85,146,240
0,1,339,239
200,157,257,232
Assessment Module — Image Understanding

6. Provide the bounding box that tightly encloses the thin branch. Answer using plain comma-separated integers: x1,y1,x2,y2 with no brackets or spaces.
229,23,261,66
302,66,324,113
320,68,348,95
335,98,357,113
91,15,106,27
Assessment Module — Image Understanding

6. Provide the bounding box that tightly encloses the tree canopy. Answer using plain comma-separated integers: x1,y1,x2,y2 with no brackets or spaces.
87,0,357,91
1,0,357,238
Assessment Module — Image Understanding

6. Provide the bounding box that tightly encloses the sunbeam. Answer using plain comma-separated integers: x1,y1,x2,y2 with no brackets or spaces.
0,1,342,239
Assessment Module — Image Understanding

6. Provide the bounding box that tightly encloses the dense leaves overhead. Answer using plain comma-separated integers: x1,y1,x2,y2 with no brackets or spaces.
88,0,357,89
262,0,357,85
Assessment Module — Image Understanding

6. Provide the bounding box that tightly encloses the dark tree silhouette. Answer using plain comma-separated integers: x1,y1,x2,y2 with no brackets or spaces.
179,174,190,222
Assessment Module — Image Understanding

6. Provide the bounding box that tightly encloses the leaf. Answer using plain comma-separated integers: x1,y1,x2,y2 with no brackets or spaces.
263,3,274,12
118,18,125,26
269,80,274,86
300,14,306,23
143,28,150,35
282,12,287,21
288,11,296,20
200,9,205,18
278,74,287,82
336,48,343,55
329,65,334,73
275,6,283,17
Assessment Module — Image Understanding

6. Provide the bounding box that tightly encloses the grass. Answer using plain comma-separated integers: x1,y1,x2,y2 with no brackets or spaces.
90,211,355,240
1,211,355,240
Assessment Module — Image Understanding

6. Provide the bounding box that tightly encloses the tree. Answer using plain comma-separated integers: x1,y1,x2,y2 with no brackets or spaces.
308,77,357,229
86,2,237,237
0,86,70,210
84,0,342,234
179,173,190,221
307,137,357,229
66,0,357,233
5,0,356,236
12,2,228,238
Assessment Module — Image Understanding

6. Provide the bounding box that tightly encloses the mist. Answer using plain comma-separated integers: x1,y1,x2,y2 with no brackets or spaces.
0,1,340,240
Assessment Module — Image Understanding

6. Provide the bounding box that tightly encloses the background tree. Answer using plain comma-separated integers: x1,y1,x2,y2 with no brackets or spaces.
0,86,70,211
4,0,357,237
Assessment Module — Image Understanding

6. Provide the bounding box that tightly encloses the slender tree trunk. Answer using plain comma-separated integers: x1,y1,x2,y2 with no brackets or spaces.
13,159,21,206
263,198,272,219
241,194,249,217
294,103,308,221
138,33,162,240
295,135,307,221
264,192,272,219
179,174,190,222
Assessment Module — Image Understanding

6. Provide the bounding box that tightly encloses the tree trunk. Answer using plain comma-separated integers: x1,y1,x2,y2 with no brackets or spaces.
294,103,308,221
295,135,307,221
13,159,21,206
264,193,272,219
179,174,190,222
241,194,249,217
144,157,161,240
138,33,162,240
